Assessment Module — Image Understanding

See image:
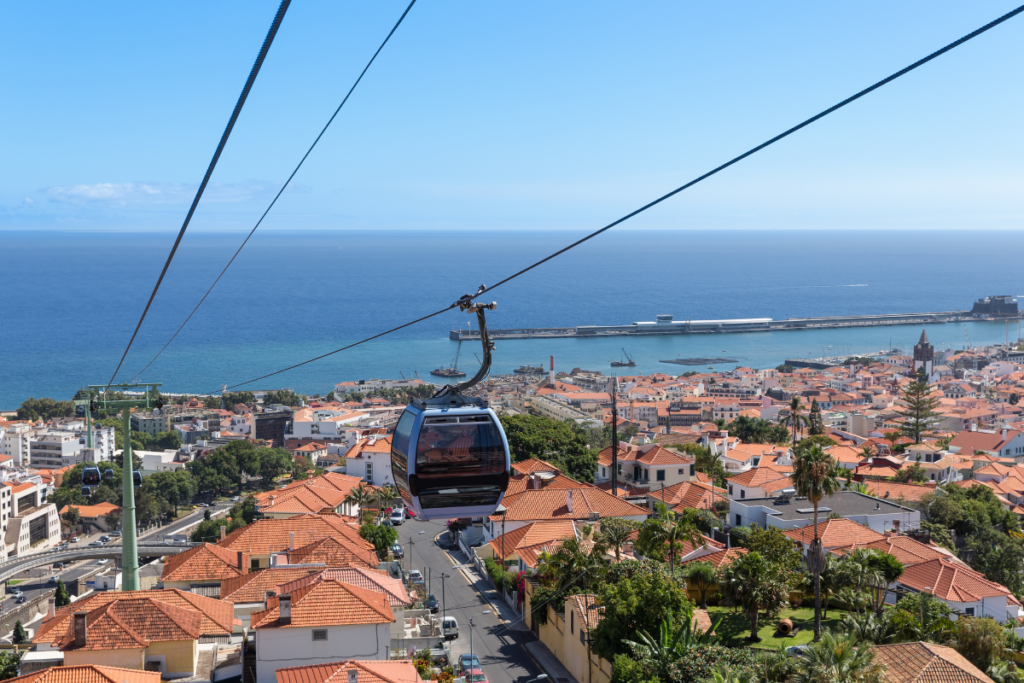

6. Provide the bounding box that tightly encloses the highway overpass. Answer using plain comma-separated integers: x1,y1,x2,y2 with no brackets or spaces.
0,543,197,583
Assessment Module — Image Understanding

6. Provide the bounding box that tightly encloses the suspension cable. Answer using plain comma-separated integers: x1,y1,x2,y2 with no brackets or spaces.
213,3,1024,392
129,0,420,383
108,0,293,387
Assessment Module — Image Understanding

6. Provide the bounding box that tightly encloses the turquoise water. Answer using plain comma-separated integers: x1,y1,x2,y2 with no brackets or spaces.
1,229,1020,407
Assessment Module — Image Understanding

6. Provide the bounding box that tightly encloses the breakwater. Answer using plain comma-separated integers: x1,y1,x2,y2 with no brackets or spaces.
450,311,969,341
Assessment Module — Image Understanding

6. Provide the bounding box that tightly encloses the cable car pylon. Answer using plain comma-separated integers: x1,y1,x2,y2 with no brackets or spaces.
73,382,162,591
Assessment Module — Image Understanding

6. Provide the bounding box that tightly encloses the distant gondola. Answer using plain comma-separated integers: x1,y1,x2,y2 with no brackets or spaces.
103,468,115,480
82,466,101,486
81,485,92,497
133,471,142,487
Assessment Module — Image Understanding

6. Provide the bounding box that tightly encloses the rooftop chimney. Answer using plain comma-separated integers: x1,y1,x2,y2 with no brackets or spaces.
220,525,226,541
348,671,358,683
1002,428,1008,441
566,490,573,513
73,612,87,648
237,551,245,572
47,597,55,620
550,356,555,387
289,531,295,552
279,595,292,625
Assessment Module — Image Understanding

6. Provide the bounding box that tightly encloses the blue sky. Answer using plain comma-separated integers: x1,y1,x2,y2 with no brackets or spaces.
2,1,1021,232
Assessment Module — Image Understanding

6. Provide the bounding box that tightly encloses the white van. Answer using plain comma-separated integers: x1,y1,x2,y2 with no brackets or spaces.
442,616,459,640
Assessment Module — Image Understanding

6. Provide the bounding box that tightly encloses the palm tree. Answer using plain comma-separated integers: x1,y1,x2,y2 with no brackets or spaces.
791,443,841,642
685,561,718,610
699,664,756,683
791,631,886,683
538,536,608,594
882,431,902,453
986,661,1023,683
624,604,720,680
840,612,895,646
344,483,376,519
598,518,638,561
376,484,397,514
780,397,809,447
718,551,790,642
636,504,704,572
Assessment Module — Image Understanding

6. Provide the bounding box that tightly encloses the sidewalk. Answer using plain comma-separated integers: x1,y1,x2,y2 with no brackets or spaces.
523,640,578,683
447,544,529,633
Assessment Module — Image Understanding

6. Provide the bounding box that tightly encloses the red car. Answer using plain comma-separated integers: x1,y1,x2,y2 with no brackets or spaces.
463,669,487,683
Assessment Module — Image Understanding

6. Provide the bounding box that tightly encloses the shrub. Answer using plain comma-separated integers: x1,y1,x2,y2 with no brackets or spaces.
664,644,761,682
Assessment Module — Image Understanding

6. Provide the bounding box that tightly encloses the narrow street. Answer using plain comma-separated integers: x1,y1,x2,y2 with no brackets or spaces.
394,518,546,683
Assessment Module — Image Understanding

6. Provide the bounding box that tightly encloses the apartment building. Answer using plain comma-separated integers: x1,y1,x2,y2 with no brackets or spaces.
1,423,34,466
1,476,61,559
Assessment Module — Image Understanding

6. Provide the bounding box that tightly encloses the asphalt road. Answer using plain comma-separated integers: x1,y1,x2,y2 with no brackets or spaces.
394,517,544,683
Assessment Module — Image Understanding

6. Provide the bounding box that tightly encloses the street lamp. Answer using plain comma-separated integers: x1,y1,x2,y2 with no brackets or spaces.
495,504,507,572
439,572,450,622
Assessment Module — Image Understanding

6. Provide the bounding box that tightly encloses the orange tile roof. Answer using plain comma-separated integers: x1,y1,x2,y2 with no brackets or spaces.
218,513,371,556
58,502,121,519
862,480,937,503
870,641,994,683
596,444,694,467
288,536,380,569
782,519,886,549
33,589,233,646
569,594,602,632
511,459,562,476
276,660,424,683
58,597,203,651
900,558,1016,604
679,547,748,569
251,579,394,629
505,473,587,498
727,467,790,488
491,487,647,522
6,666,160,683
831,535,954,567
275,568,411,608
161,542,246,583
488,520,578,559
220,566,325,604
647,480,726,512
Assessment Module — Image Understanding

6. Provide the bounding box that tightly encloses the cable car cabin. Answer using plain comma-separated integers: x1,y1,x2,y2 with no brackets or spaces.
103,468,115,481
82,467,101,486
81,486,92,497
392,397,510,520
133,471,142,487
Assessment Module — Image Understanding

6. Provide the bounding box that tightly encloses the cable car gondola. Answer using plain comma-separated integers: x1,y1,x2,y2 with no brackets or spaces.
103,468,115,481
133,471,143,487
81,485,92,497
82,466,101,486
392,297,511,520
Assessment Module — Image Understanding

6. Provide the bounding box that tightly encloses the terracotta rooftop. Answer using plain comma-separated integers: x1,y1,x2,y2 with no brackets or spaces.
596,444,694,467
6,666,160,683
569,594,602,633
58,502,122,519
488,520,578,559
220,566,325,604
870,641,995,683
288,536,380,569
33,589,233,646
275,660,424,683
161,542,247,583
782,519,886,549
679,547,748,569
647,480,726,512
490,487,647,522
862,480,937,503
831,535,954,567
510,458,562,476
218,513,370,556
251,579,395,629
58,597,203,651
727,467,790,488
275,568,411,608
900,557,1018,604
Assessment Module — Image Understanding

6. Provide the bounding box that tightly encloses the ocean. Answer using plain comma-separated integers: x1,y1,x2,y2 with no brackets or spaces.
1,229,1021,409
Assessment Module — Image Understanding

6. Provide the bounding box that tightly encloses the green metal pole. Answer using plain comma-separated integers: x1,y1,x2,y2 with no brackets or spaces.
121,409,139,591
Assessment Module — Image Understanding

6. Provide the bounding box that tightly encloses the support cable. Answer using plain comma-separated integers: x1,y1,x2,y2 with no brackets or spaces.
108,0,293,386
130,0,420,382
213,3,1024,392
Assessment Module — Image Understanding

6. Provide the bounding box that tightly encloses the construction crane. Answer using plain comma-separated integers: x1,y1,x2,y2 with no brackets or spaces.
964,324,969,350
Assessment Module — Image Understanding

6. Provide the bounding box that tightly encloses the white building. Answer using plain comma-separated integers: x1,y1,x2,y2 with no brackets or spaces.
730,490,920,536
0,423,34,467
1,477,61,560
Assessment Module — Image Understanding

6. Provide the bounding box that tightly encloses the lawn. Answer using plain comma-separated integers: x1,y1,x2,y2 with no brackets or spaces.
707,606,846,648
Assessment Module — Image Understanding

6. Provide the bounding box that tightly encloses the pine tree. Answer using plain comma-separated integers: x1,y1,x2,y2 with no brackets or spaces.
55,579,71,607
808,399,824,436
896,380,941,443
12,620,27,645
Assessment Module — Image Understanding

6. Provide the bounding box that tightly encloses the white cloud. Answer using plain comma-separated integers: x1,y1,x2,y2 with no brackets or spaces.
46,181,276,206
23,197,34,204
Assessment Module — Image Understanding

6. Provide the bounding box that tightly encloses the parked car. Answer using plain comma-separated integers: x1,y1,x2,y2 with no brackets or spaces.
390,509,404,525
99,536,111,543
48,576,57,584
97,559,110,565
10,588,22,597
441,616,459,640
457,655,480,675
15,596,25,604
88,541,104,547
52,562,65,570
232,496,241,502
424,594,439,613
408,569,424,584
206,502,217,507
390,542,404,559
110,531,122,537
70,537,79,543
464,669,487,683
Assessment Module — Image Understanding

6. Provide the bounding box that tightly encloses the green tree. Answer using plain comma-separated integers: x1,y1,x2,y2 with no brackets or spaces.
591,562,692,660
776,364,795,374
892,463,929,484
17,397,74,421
635,503,704,572
61,506,80,533
792,435,838,459
780,397,809,447
599,517,640,562
743,524,804,573
0,651,20,681
11,621,27,645
190,515,245,542
951,617,1010,672
791,631,885,683
966,529,1024,597
230,496,259,525
791,443,841,642
718,551,793,642
55,579,71,607
344,484,377,515
143,470,197,515
360,523,398,559
104,509,122,530
187,448,240,495
623,604,719,681
264,389,302,406
258,448,294,485
808,399,824,436
223,391,256,407
896,380,941,443
684,561,718,609
499,414,596,482
292,455,313,480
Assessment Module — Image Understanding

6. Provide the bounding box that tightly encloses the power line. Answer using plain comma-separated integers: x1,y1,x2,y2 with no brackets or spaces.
130,0,420,383
214,2,1024,392
108,0,293,387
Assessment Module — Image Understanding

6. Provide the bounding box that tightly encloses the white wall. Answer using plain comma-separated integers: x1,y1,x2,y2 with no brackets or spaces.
255,622,390,683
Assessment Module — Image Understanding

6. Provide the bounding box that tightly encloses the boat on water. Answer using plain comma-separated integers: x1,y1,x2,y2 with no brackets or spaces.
513,364,544,374
610,348,636,367
432,339,468,378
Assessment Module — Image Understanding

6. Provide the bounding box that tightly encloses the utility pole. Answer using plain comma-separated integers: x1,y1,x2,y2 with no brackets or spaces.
73,382,162,592
440,572,450,622
610,375,618,497
469,618,475,668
